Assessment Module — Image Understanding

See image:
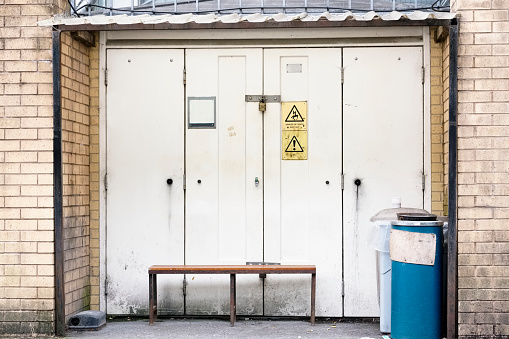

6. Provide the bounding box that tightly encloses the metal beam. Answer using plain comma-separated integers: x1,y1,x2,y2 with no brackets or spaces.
447,19,458,339
52,29,66,338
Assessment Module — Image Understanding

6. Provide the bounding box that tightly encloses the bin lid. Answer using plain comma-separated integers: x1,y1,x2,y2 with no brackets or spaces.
397,213,437,221
370,207,429,222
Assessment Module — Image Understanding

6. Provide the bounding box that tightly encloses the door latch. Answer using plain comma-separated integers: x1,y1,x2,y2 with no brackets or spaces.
245,95,281,113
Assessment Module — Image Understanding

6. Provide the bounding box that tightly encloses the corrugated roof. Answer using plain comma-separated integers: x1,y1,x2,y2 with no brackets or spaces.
38,10,455,27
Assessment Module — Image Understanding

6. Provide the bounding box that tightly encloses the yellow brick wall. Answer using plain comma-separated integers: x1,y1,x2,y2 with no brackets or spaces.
0,0,67,334
443,31,450,219
431,27,446,216
88,35,100,310
453,1,509,338
60,32,91,320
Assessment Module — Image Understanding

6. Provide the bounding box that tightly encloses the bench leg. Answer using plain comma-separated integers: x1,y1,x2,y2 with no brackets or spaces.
149,274,157,325
230,273,236,327
311,273,316,325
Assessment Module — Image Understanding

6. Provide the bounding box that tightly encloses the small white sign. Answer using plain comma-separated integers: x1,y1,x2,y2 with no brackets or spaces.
286,63,302,73
188,97,216,128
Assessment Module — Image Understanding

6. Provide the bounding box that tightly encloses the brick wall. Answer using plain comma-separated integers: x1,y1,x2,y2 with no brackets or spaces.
88,35,100,311
443,29,450,219
454,0,509,338
0,0,67,334
0,0,95,334
431,27,446,216
61,32,92,320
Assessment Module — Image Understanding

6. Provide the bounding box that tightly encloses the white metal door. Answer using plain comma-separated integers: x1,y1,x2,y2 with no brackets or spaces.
185,49,264,315
263,48,343,317
106,49,185,315
185,48,343,317
342,47,424,316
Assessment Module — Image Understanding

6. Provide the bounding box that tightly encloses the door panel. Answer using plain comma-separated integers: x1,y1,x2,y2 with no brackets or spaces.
106,49,185,315
264,48,343,317
343,47,424,316
185,49,264,315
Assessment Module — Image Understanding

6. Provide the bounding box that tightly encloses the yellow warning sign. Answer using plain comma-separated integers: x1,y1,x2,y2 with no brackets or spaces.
282,101,307,130
282,131,307,160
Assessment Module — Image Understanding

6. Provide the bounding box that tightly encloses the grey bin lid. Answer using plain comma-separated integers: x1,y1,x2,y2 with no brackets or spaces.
392,212,443,227
397,213,437,221
370,207,429,222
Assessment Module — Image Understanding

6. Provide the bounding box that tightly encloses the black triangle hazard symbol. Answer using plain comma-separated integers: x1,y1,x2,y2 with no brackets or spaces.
285,105,305,122
285,136,304,152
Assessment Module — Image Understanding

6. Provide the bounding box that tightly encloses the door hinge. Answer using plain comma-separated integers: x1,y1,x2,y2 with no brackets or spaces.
183,173,186,190
104,278,109,296
341,280,345,297
422,173,426,191
183,68,186,85
341,174,345,190
104,173,108,191
104,69,108,86
421,66,425,84
183,277,187,296
341,67,345,84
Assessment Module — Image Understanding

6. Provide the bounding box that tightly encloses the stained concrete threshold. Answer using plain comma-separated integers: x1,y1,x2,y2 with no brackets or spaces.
62,317,383,339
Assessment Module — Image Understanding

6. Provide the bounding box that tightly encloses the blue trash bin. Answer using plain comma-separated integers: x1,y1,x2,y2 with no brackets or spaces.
370,205,429,334
390,214,443,339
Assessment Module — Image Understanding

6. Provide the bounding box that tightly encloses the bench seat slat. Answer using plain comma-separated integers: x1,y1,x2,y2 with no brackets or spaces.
148,265,316,275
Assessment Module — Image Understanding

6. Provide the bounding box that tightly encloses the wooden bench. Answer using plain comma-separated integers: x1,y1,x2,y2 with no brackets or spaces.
148,265,316,326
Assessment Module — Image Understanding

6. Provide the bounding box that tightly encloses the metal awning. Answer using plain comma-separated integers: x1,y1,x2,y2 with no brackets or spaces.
39,10,456,30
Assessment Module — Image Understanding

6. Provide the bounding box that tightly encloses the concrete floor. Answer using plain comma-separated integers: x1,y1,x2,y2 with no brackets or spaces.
61,318,386,339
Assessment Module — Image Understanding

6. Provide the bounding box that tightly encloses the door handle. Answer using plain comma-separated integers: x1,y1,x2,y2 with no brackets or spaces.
255,177,259,187
167,178,173,185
